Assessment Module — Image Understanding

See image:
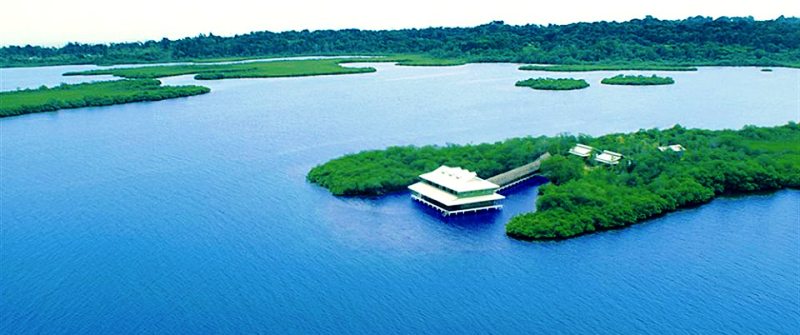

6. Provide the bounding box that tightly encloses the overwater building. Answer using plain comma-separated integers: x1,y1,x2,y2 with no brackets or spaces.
408,166,505,216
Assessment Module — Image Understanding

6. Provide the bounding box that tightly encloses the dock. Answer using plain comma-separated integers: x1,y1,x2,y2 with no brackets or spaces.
488,152,551,191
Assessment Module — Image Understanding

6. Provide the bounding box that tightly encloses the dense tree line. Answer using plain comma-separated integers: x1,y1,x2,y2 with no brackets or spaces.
2,16,799,67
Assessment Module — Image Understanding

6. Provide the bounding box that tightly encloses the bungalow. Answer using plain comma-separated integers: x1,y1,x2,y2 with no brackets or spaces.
569,144,594,157
595,150,623,165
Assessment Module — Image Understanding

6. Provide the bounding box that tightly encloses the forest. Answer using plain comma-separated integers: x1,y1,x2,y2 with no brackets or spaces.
0,80,210,117
2,16,798,68
307,123,800,240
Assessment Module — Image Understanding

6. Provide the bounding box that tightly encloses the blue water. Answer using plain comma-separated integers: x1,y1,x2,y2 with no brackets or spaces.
1,63,799,334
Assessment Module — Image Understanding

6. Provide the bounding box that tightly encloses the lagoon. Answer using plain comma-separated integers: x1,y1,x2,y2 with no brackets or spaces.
1,63,798,334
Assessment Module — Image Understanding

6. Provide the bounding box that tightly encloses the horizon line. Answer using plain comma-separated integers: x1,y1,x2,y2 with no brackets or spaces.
3,14,796,49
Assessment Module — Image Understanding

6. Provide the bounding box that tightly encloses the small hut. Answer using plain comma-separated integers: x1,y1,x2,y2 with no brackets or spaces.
595,150,623,165
569,144,594,157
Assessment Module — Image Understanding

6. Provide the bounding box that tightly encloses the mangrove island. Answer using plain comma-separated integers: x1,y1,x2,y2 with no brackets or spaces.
516,78,590,90
308,123,800,241
600,74,675,85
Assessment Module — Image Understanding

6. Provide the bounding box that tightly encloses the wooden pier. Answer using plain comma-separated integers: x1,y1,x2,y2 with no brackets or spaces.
488,152,551,191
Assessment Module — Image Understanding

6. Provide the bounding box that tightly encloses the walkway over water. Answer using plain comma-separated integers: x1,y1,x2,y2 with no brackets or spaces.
488,153,551,191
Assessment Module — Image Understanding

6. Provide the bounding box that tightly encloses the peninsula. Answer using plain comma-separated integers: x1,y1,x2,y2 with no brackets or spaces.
0,79,210,118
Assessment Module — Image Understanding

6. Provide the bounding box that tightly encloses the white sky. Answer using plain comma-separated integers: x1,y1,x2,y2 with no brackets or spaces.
2,0,798,46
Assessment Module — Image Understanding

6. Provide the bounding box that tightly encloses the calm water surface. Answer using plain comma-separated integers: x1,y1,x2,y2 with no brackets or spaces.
1,63,799,334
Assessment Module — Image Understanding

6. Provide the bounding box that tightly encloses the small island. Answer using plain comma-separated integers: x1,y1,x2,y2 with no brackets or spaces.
0,79,210,117
600,74,675,85
515,78,590,90
762,68,774,72
308,123,800,241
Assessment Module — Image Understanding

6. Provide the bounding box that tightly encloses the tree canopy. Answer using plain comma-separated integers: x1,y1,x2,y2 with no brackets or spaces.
3,16,799,67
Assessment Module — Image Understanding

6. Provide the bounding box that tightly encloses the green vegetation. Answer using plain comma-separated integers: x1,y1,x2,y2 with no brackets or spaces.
762,68,774,72
600,74,675,85
0,79,210,117
519,64,697,72
308,123,800,240
538,155,585,185
507,123,800,240
3,16,798,68
516,78,590,90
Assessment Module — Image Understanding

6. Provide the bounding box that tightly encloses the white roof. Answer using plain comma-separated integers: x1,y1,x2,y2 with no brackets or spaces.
658,144,685,152
595,150,623,165
418,166,499,193
601,150,622,157
408,182,505,206
569,144,594,157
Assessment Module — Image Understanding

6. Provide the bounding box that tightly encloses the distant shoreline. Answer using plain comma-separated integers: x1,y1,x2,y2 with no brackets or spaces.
3,17,798,69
